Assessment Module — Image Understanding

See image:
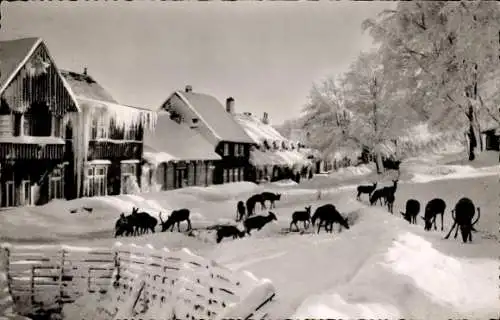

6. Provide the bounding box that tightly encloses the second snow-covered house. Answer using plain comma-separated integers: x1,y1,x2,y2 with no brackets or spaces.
159,86,255,184
141,111,221,191
61,69,156,198
234,112,313,182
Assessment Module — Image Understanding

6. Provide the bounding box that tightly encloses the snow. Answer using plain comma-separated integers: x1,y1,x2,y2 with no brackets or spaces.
0,136,65,144
0,151,498,319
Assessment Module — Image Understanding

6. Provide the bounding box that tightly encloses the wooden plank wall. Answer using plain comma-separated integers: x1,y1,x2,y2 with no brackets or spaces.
1,242,277,320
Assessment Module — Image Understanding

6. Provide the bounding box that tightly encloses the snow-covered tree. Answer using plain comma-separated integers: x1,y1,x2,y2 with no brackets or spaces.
301,76,360,161
363,1,500,160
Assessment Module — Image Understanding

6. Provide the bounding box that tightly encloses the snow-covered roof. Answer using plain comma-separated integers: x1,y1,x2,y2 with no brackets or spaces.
234,113,287,146
249,148,312,168
60,70,117,103
143,112,221,165
165,91,255,145
0,37,80,112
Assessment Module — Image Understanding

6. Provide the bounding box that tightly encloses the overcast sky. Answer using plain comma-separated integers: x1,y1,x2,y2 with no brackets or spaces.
1,1,394,125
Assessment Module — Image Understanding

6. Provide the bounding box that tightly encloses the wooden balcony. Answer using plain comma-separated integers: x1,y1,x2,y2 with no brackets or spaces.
0,136,65,160
88,140,143,161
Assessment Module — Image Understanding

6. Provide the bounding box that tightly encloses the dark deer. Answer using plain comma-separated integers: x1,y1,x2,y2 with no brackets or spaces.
356,182,377,201
381,178,399,206
261,192,282,209
400,199,420,225
114,213,133,237
216,225,246,243
289,205,312,232
243,212,277,235
235,200,246,222
159,209,192,232
386,192,395,214
311,204,349,234
422,198,447,231
132,208,157,235
369,188,386,206
444,198,480,243
245,193,265,216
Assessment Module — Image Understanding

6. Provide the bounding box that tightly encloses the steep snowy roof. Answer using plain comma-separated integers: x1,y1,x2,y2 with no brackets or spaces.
234,112,288,145
60,70,117,103
172,91,255,144
143,112,221,164
0,37,42,94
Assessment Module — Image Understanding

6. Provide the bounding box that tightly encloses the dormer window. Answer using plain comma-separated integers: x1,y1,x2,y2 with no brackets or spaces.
192,118,198,124
263,140,270,150
272,141,278,150
223,143,229,156
281,141,287,150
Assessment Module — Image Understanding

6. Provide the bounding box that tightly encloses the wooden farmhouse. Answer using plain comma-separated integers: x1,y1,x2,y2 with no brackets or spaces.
159,86,255,184
0,37,156,207
0,38,79,207
142,111,221,191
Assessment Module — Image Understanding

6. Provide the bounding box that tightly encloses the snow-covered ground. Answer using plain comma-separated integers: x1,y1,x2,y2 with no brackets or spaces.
0,150,498,319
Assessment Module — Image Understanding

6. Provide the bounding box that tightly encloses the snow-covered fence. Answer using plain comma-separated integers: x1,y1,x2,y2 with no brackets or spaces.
1,242,276,319
88,242,276,320
0,243,115,315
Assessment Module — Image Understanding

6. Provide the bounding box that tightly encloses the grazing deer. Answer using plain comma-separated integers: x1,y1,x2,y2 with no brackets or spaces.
370,189,386,206
159,209,192,232
261,192,282,209
311,204,349,234
444,198,480,243
400,199,420,225
289,205,312,232
356,182,377,201
422,198,447,231
216,225,246,243
245,193,265,216
243,212,277,235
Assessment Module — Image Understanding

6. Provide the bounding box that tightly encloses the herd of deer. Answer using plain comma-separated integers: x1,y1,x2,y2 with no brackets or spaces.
113,177,481,245
356,178,481,243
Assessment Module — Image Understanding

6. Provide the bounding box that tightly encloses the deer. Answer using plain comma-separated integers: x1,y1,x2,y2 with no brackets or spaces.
381,176,399,206
216,225,246,243
444,197,480,243
243,212,277,235
422,198,447,231
369,188,386,206
159,209,192,232
260,192,282,209
289,205,312,232
400,199,420,225
235,200,246,222
356,182,377,201
311,204,349,234
245,193,265,216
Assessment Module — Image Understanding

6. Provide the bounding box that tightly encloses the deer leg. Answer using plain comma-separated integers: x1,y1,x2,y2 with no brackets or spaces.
444,222,457,239
303,221,307,230
453,224,460,239
441,213,444,231
188,219,192,231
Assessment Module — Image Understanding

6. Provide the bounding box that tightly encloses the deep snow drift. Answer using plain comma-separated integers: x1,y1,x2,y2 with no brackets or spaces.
0,151,498,319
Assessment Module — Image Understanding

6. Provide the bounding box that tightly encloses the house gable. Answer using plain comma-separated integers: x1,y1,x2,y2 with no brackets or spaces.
0,38,79,115
161,92,220,146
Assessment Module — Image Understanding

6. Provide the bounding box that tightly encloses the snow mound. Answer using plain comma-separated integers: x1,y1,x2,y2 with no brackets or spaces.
384,232,498,312
271,179,298,187
329,164,375,179
410,164,500,183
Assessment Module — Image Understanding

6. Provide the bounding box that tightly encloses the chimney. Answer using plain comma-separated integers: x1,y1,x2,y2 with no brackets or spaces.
226,97,235,114
262,112,269,124
83,67,88,75
185,85,193,93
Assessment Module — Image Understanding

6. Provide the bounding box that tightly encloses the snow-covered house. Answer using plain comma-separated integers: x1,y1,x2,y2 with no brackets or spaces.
142,111,221,191
234,112,313,182
0,37,80,207
61,69,156,198
159,86,255,184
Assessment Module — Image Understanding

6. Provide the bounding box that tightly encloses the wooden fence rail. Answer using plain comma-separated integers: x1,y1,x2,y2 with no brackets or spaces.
0,242,276,320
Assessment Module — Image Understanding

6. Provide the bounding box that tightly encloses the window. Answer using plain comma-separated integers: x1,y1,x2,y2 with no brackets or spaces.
3,181,15,207
238,145,244,157
52,116,62,137
85,164,108,197
91,117,108,139
234,144,239,157
223,143,229,156
124,124,137,141
21,180,32,206
239,167,244,181
223,169,229,183
121,162,138,194
49,168,64,200
13,113,22,137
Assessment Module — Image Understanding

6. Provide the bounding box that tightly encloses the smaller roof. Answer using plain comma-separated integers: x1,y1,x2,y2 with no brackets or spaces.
234,113,286,145
143,112,221,164
60,70,117,103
